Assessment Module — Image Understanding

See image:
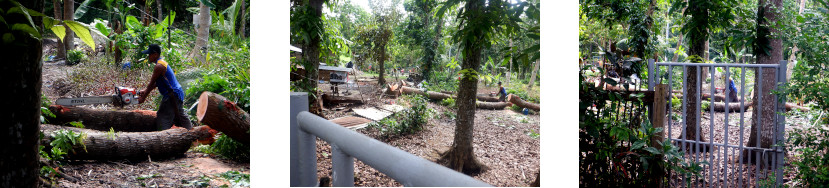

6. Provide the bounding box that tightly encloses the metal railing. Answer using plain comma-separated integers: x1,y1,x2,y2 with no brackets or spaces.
290,92,492,187
647,60,788,187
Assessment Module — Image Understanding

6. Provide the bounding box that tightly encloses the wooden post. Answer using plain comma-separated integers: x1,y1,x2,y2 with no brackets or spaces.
650,84,667,187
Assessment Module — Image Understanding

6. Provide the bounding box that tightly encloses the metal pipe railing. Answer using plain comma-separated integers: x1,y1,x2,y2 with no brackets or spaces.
290,92,491,187
296,111,491,187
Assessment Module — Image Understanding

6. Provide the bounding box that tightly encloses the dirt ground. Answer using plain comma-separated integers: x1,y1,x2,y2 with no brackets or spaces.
41,48,250,187
313,75,541,186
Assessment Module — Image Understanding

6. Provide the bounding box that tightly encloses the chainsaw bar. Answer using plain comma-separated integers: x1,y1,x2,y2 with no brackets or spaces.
56,96,115,106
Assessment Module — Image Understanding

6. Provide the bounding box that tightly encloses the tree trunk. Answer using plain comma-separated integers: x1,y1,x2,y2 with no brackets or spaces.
304,0,326,115
46,105,159,132
40,124,212,161
671,33,684,62
475,101,511,110
703,102,753,112
157,0,162,24
378,44,387,86
114,20,123,63
528,60,539,90
400,86,454,101
682,0,710,150
52,0,66,59
475,94,499,102
744,0,783,164
193,2,211,65
0,0,43,186
238,0,247,39
196,92,250,145
440,0,487,174
63,0,75,52
508,94,540,112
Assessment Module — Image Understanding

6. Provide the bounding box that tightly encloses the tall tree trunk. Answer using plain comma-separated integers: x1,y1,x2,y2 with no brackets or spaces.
53,0,66,59
63,0,75,52
528,60,539,90
157,0,162,23
305,0,326,114
378,44,386,86
681,0,710,151
440,0,487,174
744,0,783,164
238,0,247,39
0,0,44,186
193,2,211,65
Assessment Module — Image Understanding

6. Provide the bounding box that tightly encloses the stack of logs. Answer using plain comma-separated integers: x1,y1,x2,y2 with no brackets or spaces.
43,91,249,161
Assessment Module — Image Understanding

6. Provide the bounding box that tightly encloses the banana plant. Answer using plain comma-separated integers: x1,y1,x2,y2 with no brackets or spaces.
0,0,97,50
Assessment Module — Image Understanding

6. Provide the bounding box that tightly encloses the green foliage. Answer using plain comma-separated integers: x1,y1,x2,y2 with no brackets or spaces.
440,97,456,108
701,100,710,111
51,129,87,154
69,121,85,129
136,173,162,180
580,66,704,186
181,175,211,187
788,120,829,186
211,134,249,162
671,96,682,111
526,129,539,139
370,94,430,136
443,110,457,120
41,94,55,124
66,49,87,65
218,170,250,187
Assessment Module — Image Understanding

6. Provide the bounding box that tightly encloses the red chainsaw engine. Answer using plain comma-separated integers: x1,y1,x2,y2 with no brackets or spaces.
115,86,140,106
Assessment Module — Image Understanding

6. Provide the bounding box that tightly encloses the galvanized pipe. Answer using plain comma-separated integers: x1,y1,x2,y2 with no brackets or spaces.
291,92,316,186
296,111,492,187
655,62,780,68
332,144,355,187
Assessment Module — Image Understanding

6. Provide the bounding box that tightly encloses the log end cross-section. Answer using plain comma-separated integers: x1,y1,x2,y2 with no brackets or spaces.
197,92,250,145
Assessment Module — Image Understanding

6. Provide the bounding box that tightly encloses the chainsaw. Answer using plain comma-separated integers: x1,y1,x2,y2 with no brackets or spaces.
56,86,142,107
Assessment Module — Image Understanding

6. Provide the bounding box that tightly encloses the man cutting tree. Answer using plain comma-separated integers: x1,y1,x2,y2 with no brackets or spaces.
137,44,193,130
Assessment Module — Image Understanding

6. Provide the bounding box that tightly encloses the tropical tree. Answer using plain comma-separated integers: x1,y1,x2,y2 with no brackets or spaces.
436,0,524,173
291,0,329,114
744,0,783,163
0,0,44,187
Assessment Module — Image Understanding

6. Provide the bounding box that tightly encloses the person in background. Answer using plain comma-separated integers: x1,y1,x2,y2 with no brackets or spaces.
727,77,740,102
498,81,508,102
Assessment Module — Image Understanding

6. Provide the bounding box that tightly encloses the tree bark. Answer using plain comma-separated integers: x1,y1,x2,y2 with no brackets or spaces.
744,0,783,164
682,0,710,149
527,60,539,90
0,0,43,186
671,33,684,62
475,101,511,110
475,94,500,102
52,0,66,59
40,124,212,161
238,0,247,39
63,0,75,52
196,92,250,145
46,105,159,132
400,86,454,101
193,2,211,65
703,102,753,112
157,0,162,24
508,94,540,112
440,0,487,174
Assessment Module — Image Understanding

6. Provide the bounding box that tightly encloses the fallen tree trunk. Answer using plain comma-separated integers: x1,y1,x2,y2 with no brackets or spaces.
786,103,810,112
476,101,511,110
197,92,250,145
46,105,159,132
322,93,363,105
400,86,454,101
476,94,500,102
672,93,731,102
703,102,754,112
40,124,212,160
508,94,540,112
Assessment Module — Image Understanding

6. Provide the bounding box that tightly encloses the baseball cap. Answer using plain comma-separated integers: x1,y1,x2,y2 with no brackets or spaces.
141,44,161,54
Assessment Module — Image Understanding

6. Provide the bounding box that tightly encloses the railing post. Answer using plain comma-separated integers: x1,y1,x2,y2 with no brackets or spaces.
650,84,667,187
776,60,788,186
648,59,655,128
291,92,317,186
332,144,355,187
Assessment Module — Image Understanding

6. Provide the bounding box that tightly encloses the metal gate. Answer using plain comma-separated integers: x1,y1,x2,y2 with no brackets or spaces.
647,59,788,187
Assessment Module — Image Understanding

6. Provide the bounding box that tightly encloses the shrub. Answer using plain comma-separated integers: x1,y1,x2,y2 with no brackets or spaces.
370,95,430,136
66,50,86,65
788,119,829,186
211,134,249,162
440,98,456,108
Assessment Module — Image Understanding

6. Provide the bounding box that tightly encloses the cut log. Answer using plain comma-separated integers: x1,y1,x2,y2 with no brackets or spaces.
197,92,250,145
322,93,363,105
672,93,731,102
400,86,454,101
46,105,159,132
508,94,540,112
40,124,212,160
786,103,810,112
476,101,512,110
703,102,754,112
476,94,500,102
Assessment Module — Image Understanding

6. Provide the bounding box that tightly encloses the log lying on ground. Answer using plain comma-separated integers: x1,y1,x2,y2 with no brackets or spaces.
703,102,754,112
476,94,501,102
476,101,512,110
786,103,810,112
322,93,363,105
672,93,731,102
46,105,159,132
197,92,250,145
40,124,212,160
508,94,540,112
400,86,454,101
